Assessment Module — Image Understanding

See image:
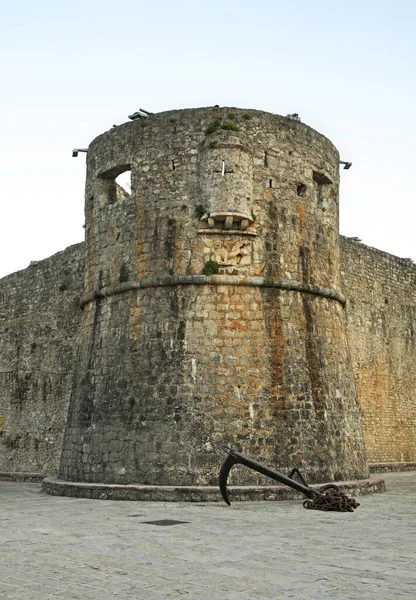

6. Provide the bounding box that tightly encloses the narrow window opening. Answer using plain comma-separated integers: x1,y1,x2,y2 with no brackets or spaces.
313,171,332,208
215,160,233,176
264,151,269,167
98,165,132,204
119,263,129,283
313,171,332,185
172,160,176,171
297,184,307,197
269,179,273,188
115,170,131,194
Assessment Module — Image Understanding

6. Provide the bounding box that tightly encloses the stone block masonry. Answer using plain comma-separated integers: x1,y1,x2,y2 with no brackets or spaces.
0,106,414,491
0,244,85,474
341,237,416,463
58,107,368,487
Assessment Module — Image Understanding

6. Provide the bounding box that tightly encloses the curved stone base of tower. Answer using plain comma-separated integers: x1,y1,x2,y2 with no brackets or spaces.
58,277,368,488
55,107,370,494
43,474,384,501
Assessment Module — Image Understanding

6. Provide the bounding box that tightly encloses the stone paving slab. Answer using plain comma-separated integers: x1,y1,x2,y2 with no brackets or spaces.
1,472,415,599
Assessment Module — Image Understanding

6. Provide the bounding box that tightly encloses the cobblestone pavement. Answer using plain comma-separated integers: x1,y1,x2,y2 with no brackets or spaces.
1,472,415,600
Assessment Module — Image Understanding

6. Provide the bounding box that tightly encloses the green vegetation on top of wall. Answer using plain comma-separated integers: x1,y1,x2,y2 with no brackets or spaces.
205,119,222,135
205,117,240,136
220,122,240,132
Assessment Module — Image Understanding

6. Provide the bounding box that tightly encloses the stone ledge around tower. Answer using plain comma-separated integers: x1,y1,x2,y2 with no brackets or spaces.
42,476,385,502
79,275,347,308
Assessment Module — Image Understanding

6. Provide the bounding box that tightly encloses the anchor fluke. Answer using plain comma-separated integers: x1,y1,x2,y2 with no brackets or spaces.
218,447,238,506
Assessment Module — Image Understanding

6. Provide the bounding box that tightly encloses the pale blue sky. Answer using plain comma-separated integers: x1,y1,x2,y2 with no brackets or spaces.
1,0,415,277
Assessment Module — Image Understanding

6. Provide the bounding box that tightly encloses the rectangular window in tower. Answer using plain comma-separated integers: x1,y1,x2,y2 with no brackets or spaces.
97,165,132,205
115,170,131,195
313,171,332,209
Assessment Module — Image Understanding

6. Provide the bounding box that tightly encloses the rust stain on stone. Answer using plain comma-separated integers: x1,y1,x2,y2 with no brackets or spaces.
264,290,285,419
297,201,306,242
136,194,146,279
86,206,95,291
301,295,325,421
129,297,141,342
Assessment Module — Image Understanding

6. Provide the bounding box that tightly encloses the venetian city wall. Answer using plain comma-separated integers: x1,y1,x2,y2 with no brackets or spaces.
0,244,84,474
0,107,414,483
340,237,416,462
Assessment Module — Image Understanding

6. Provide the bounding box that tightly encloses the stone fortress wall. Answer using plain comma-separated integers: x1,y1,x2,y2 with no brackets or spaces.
0,107,415,481
0,244,85,474
58,107,369,486
340,237,416,463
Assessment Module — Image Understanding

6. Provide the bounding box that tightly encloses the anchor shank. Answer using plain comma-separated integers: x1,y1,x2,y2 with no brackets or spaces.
227,449,319,499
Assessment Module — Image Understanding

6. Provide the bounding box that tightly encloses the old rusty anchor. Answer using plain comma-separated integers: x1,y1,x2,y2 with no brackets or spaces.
219,447,360,511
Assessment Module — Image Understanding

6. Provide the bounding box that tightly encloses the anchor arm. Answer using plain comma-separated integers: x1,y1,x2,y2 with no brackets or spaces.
288,467,309,487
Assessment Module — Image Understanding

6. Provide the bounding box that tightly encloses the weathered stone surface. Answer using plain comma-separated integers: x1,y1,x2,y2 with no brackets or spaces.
341,237,416,463
0,244,84,474
0,106,414,488
56,107,367,486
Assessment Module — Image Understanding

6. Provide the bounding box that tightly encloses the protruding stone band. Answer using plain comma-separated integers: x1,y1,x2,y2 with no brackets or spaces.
80,275,346,308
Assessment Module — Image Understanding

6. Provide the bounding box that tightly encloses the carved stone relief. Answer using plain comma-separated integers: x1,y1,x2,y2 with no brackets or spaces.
203,239,252,267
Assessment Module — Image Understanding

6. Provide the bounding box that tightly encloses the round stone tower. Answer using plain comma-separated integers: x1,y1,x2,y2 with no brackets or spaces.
58,107,368,487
